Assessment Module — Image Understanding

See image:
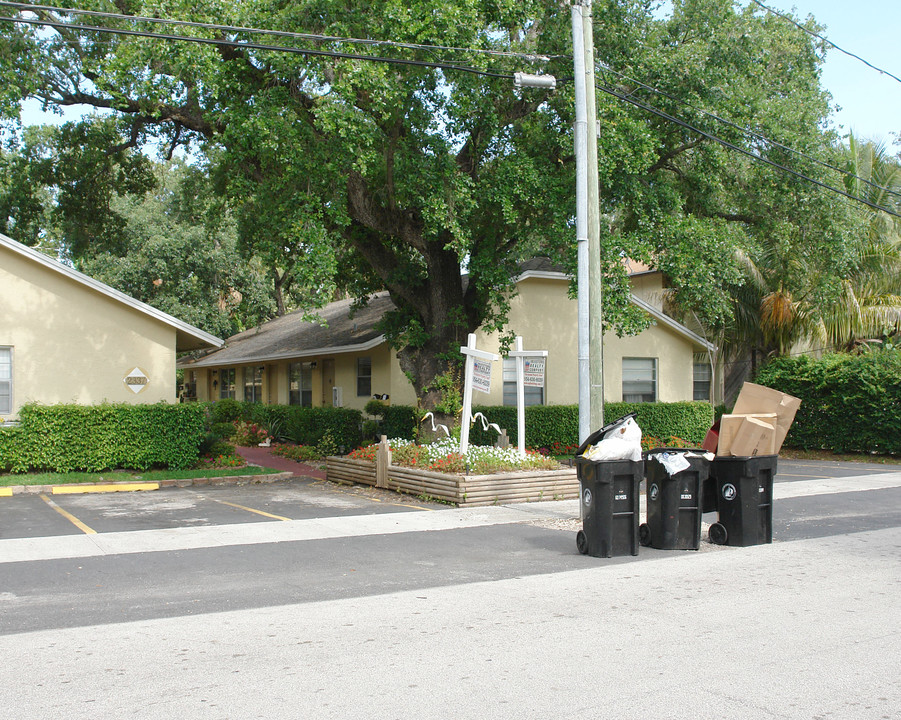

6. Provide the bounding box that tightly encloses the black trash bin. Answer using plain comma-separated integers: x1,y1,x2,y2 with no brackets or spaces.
640,448,710,550
708,455,777,546
574,415,643,558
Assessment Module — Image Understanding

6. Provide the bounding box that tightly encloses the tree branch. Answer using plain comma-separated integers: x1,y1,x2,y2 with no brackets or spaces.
646,137,705,174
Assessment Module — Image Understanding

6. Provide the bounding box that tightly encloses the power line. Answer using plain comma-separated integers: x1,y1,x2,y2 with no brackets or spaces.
596,62,901,206
0,12,515,80
0,1,561,63
749,0,901,86
595,80,901,220
3,2,896,219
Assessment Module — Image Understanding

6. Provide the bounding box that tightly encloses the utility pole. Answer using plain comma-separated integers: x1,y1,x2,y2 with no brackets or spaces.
571,1,591,444
583,0,605,432
519,1,603,443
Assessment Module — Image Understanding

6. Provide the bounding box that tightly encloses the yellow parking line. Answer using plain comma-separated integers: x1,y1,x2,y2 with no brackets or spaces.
198,496,292,521
40,494,96,535
0,488,12,497
52,483,159,495
312,480,436,511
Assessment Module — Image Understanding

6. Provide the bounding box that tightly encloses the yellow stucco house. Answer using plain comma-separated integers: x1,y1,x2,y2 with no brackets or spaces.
179,259,720,411
0,233,223,419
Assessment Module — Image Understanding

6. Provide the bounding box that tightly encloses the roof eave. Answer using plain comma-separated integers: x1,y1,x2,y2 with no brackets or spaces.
1,233,223,350
178,335,387,368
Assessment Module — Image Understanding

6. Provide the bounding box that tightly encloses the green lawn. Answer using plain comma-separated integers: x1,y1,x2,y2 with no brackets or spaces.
0,466,283,487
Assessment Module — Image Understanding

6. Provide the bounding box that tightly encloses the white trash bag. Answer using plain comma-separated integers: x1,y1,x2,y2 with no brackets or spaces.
582,416,643,462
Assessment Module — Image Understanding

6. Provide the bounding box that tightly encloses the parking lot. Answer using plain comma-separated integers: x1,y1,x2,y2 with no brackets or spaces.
0,476,437,540
1,458,898,541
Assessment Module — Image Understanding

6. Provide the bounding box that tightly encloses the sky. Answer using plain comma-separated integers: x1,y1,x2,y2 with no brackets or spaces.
762,0,900,143
18,1,901,145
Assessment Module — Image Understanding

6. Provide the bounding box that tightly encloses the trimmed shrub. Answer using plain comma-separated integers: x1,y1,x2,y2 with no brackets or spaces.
1,402,207,473
271,444,322,462
241,404,362,451
0,425,27,473
469,402,713,449
204,440,237,458
210,421,236,440
755,351,901,454
209,398,243,424
380,405,419,439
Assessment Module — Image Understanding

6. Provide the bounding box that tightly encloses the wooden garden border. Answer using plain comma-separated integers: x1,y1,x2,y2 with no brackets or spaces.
325,438,577,506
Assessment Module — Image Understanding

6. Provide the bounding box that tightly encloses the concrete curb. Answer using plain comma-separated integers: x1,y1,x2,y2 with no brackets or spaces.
0,471,295,496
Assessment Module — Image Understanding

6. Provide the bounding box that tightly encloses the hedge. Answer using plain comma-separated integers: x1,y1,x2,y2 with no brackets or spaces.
219,402,363,451
0,402,208,473
197,400,713,452
467,402,713,448
754,351,901,454
379,404,419,440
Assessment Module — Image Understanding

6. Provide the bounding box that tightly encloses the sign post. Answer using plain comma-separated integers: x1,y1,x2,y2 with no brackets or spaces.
459,333,499,453
508,336,548,457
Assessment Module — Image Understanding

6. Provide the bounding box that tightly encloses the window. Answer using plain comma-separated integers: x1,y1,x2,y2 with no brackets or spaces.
0,347,11,415
244,366,263,403
693,355,712,401
622,358,656,403
218,368,236,400
502,358,545,407
289,362,313,407
357,357,372,397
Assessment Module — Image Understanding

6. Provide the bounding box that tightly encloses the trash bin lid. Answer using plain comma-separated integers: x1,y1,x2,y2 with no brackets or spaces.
645,446,707,458
575,413,638,457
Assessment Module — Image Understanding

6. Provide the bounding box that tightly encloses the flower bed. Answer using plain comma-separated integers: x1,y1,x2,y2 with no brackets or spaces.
330,439,577,506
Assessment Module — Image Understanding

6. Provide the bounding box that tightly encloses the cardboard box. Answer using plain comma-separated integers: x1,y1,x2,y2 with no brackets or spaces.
731,382,801,453
718,413,777,457
702,421,720,453
716,413,777,457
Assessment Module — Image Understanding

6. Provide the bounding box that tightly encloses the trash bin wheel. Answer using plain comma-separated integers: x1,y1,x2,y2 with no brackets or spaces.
639,523,651,547
576,530,589,555
709,522,728,545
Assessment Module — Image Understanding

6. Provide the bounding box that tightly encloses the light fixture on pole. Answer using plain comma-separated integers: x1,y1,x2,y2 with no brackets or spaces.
516,2,601,444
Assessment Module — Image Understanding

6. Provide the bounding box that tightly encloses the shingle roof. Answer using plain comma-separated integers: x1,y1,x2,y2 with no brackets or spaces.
181,292,393,368
181,258,713,369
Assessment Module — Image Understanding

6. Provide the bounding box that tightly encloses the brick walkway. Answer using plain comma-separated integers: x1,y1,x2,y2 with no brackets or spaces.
235,445,327,480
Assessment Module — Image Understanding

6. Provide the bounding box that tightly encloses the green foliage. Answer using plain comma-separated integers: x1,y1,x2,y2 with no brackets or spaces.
362,419,378,438
270,444,322,462
209,398,244,424
243,404,362,451
203,440,237,458
468,402,713,449
754,350,901,453
210,422,236,440
316,431,340,458
362,401,419,441
364,399,388,417
0,402,206,473
606,402,714,446
0,425,26,472
1,0,863,407
425,370,463,417
381,405,420,440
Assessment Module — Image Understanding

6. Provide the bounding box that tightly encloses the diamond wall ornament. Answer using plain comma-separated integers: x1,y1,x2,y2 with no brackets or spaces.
123,367,150,394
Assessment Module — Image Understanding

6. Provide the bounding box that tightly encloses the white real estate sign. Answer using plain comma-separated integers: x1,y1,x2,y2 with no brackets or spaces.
459,333,499,453
508,337,548,457
472,359,492,394
523,357,545,388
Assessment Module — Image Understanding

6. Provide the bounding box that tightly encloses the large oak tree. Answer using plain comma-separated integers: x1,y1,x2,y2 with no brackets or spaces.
1,0,860,408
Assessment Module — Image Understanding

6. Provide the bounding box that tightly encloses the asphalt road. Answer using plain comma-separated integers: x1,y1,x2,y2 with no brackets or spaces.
1,459,899,720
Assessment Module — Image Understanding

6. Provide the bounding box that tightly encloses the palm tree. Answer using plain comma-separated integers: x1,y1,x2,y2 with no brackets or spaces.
814,135,901,350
